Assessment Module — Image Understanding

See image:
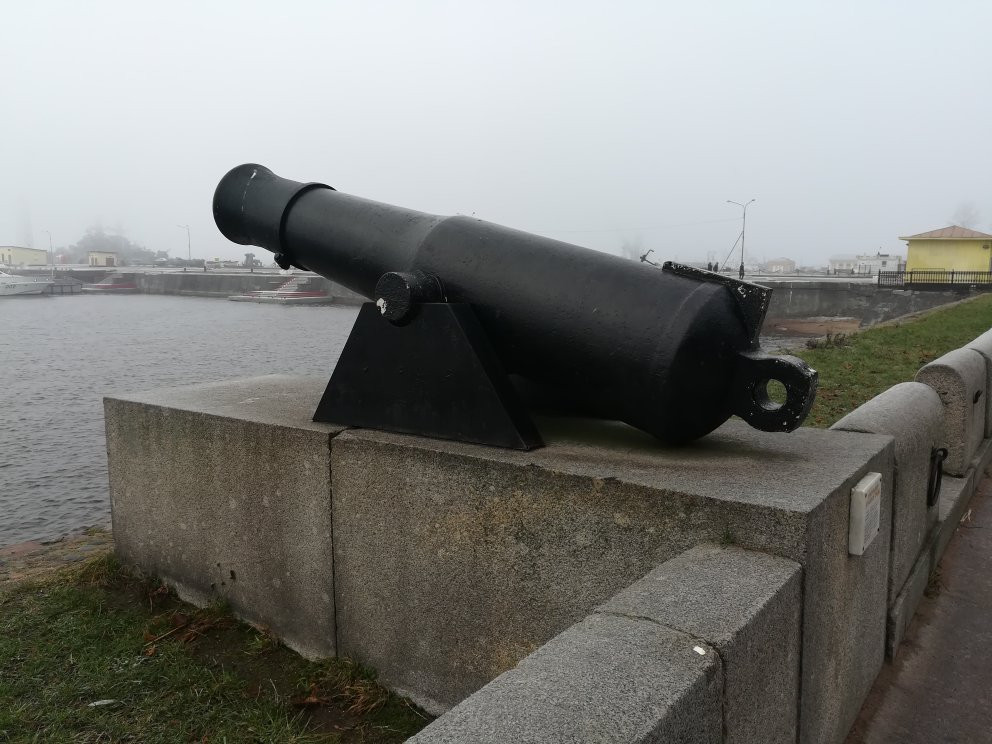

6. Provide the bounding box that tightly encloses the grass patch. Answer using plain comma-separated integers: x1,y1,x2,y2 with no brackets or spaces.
0,554,431,742
794,294,992,427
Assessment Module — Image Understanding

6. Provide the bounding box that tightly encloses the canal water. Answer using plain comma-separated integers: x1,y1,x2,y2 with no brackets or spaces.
0,295,358,547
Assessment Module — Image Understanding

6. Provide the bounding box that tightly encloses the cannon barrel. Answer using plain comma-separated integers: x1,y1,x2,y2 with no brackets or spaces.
213,164,816,443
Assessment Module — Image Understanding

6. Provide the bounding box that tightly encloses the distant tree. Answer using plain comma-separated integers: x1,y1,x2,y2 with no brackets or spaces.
67,227,157,266
619,238,645,261
950,202,981,229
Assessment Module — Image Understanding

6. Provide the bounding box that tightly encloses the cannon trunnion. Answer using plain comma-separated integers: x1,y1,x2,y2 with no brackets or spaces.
213,164,817,449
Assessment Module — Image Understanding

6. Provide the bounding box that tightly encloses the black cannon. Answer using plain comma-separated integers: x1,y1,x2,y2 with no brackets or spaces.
213,164,816,449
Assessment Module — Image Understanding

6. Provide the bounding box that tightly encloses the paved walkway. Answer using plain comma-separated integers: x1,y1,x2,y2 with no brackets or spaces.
0,527,113,590
847,475,992,743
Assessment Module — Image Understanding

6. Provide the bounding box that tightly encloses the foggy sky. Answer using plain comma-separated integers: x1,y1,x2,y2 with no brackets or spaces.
3,1,990,266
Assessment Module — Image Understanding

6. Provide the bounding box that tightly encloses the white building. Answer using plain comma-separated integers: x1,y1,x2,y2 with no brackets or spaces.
829,252,904,276
88,251,118,267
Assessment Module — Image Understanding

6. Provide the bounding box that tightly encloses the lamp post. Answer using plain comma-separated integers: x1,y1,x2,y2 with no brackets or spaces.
43,229,54,278
727,199,755,279
177,224,191,262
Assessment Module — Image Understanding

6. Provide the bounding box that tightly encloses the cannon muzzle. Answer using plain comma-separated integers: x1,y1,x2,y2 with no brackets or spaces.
214,164,816,447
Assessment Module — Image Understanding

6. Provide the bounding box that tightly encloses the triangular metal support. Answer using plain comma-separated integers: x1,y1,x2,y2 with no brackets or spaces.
314,302,544,450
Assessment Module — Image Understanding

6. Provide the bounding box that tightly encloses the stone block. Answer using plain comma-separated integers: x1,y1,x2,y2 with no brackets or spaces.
105,375,343,658
331,419,893,744
887,525,937,659
934,469,976,562
408,613,724,744
597,545,802,744
965,328,992,437
916,348,986,476
831,382,943,605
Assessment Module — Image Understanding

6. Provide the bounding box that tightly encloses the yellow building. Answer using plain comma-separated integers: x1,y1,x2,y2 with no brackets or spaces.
88,251,118,267
1,245,49,267
901,226,992,271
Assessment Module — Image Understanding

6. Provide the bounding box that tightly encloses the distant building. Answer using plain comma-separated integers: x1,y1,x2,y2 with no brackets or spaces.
900,226,992,271
828,252,904,275
764,257,796,273
1,245,48,267
88,251,118,267
206,257,243,269
828,255,858,273
855,252,904,275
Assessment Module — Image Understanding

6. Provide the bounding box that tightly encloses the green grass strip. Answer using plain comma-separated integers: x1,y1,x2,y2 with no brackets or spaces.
0,555,430,743
794,294,992,428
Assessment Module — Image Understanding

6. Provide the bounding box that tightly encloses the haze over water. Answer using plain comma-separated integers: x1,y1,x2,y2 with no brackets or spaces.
0,294,357,546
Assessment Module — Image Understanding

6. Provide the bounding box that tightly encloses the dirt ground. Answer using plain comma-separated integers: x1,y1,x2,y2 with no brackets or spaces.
0,527,114,589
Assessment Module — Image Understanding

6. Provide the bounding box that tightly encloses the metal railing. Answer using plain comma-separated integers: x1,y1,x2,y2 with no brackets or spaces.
878,270,992,287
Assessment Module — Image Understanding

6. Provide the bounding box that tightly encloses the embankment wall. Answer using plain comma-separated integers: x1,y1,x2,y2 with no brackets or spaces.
134,272,363,302
762,280,975,325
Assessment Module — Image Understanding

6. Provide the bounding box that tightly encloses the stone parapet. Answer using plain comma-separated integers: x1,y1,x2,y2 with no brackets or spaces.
916,347,987,476
597,545,802,744
409,545,800,744
966,328,992,437
831,381,943,606
409,613,724,744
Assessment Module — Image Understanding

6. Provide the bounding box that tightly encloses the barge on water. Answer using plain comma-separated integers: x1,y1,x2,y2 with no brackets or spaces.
228,276,332,305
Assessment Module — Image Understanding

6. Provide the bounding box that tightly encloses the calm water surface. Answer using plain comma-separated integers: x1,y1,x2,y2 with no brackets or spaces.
0,294,358,546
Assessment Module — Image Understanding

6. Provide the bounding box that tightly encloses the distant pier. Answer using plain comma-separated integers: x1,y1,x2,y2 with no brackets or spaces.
45,277,83,295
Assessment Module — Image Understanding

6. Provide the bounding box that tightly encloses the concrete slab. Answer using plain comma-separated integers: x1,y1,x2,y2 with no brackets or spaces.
105,375,343,658
104,373,338,430
885,525,936,660
933,469,976,562
965,328,992,437
331,418,893,744
915,347,986,476
832,382,942,605
408,614,723,744
597,545,802,744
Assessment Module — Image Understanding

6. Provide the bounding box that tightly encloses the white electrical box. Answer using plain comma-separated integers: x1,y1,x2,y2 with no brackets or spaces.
849,472,882,556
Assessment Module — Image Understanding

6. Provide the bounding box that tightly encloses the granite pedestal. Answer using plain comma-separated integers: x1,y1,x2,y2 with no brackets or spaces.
105,375,343,658
332,418,892,744
106,377,894,744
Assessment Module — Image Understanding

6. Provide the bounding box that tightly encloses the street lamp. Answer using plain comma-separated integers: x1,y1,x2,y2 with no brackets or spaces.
727,199,755,280
176,224,191,261
43,229,54,278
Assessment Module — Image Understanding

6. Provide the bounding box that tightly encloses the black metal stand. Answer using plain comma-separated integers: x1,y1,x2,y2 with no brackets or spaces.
314,302,544,450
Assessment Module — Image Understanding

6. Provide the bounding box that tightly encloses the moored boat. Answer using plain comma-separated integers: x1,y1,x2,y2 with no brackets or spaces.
0,270,53,297
228,276,332,305
81,274,139,293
